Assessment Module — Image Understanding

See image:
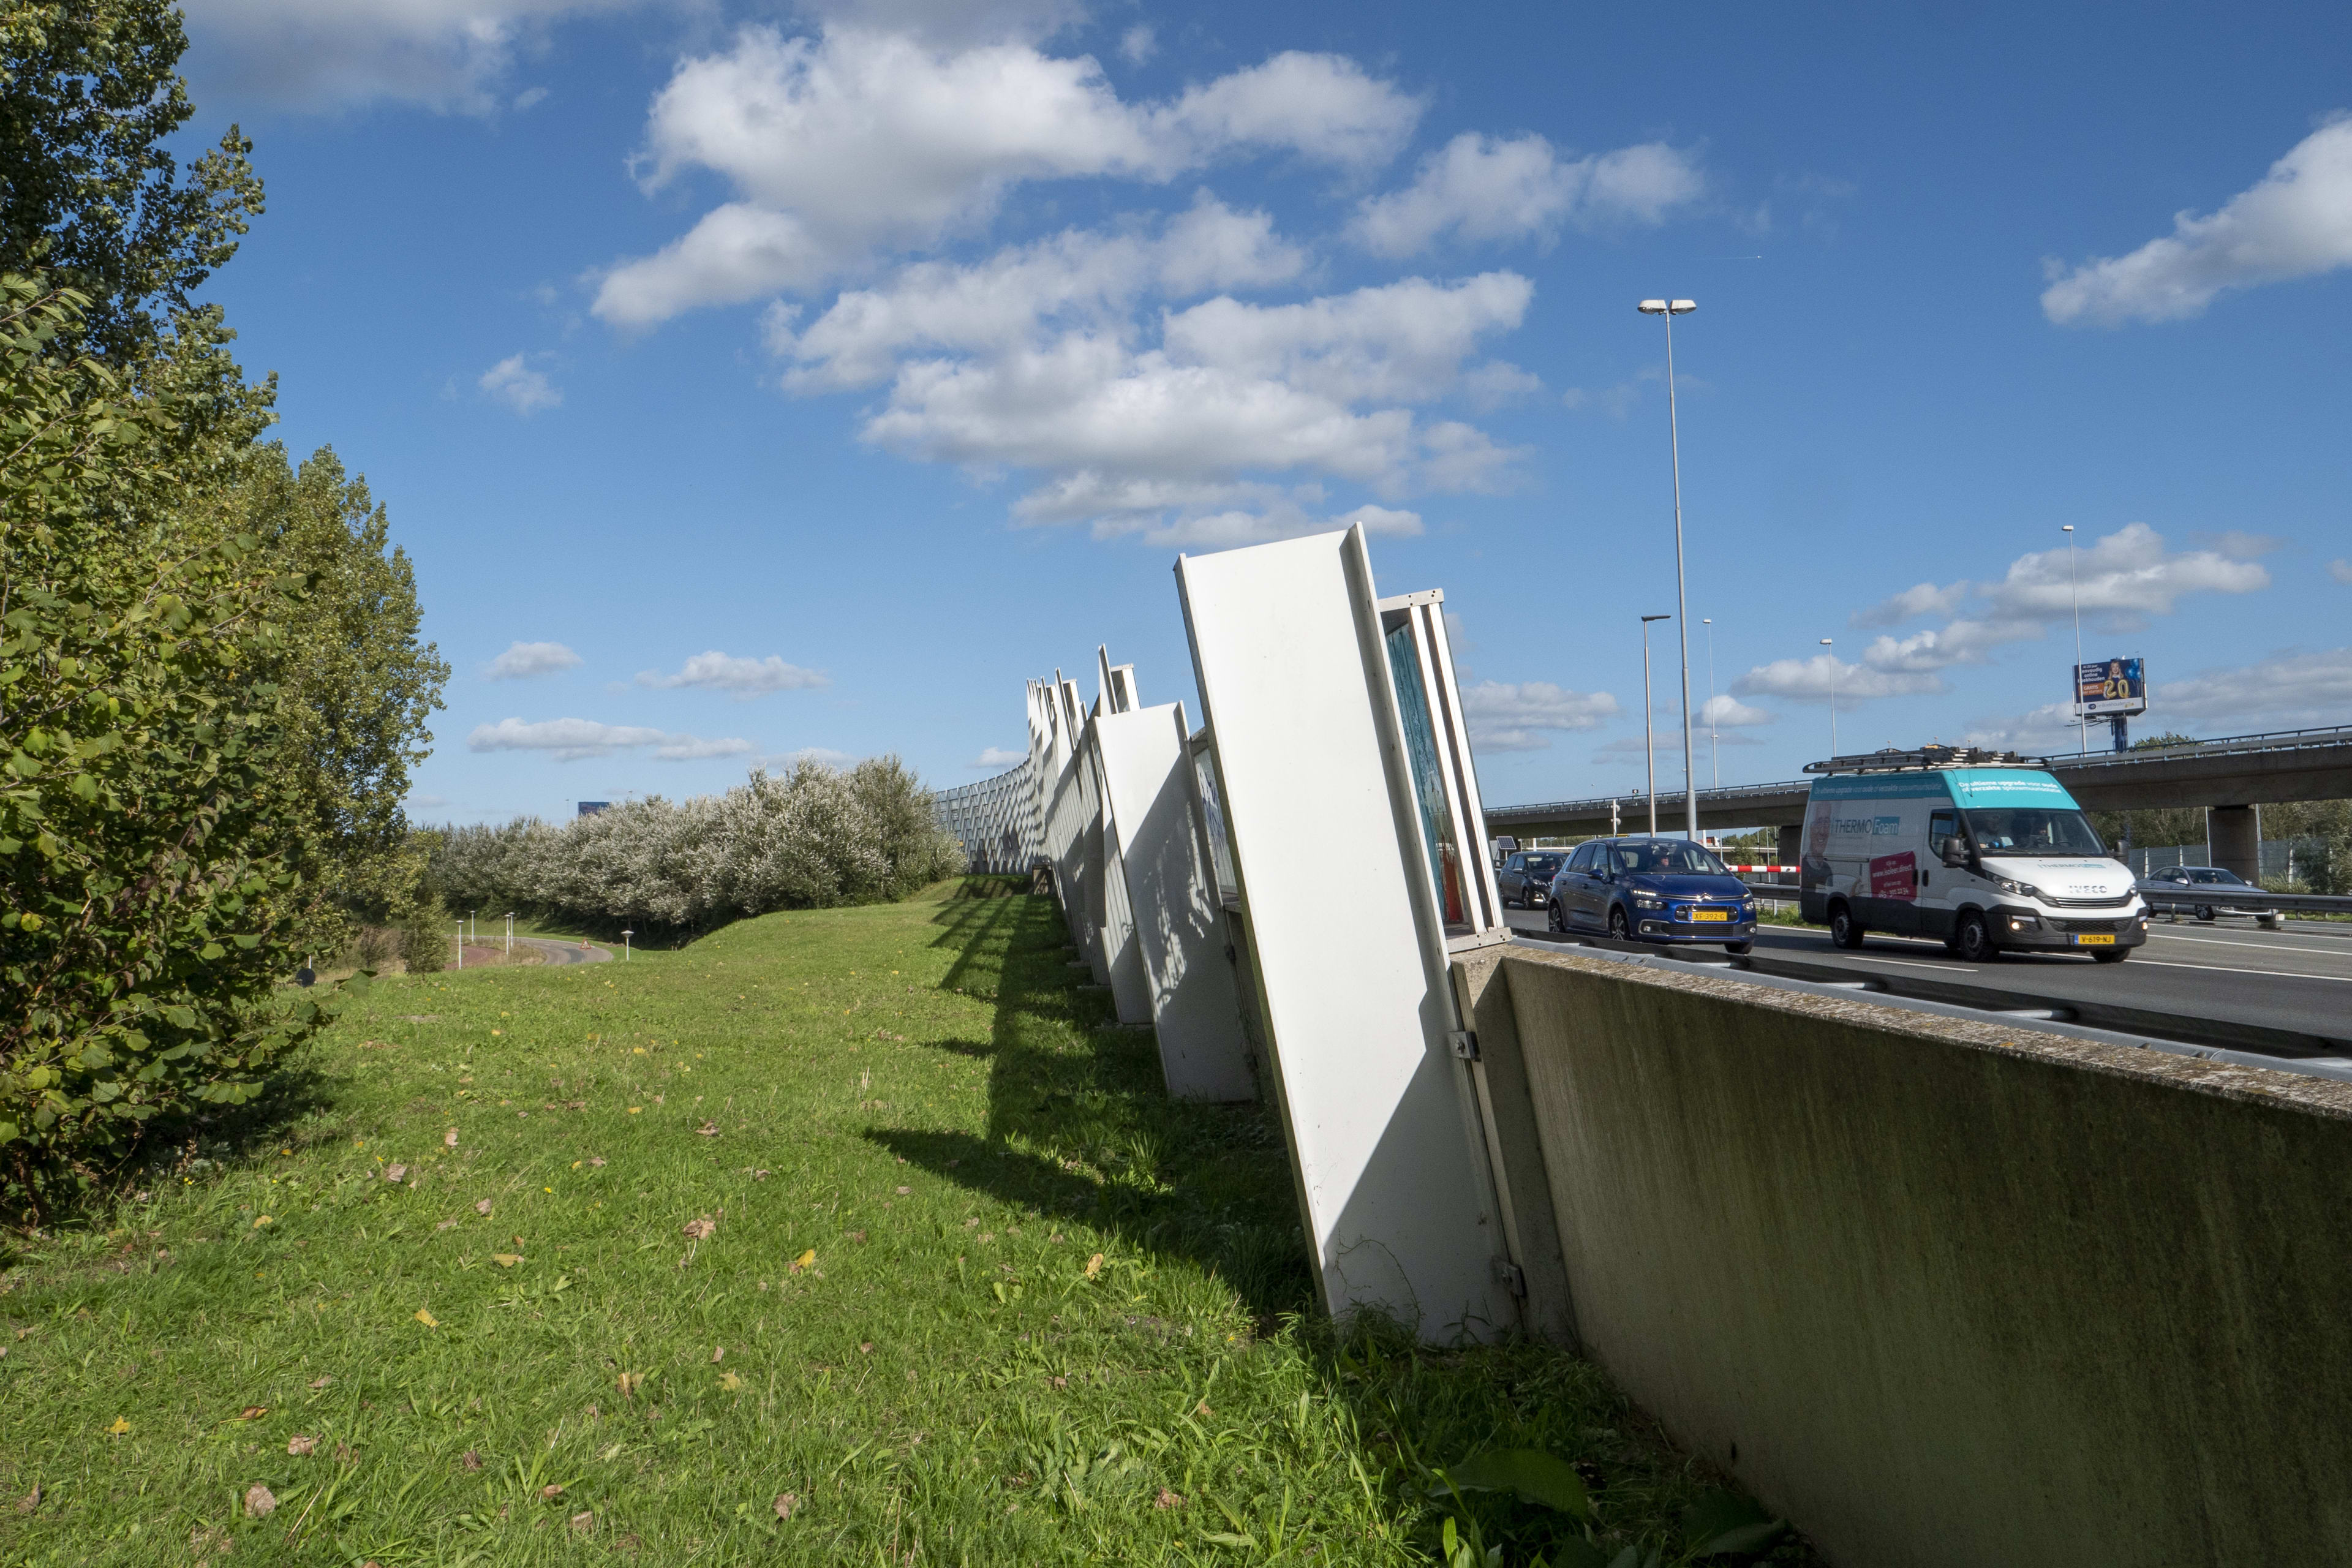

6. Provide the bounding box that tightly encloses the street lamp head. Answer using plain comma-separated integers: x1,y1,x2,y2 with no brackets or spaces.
1636,299,1697,315
1670,300,1695,313
1642,613,1672,623
2061,524,2075,533
1820,638,1833,646
1638,299,1669,314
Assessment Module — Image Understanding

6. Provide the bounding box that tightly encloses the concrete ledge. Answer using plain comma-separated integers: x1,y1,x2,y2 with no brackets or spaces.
1498,942,2352,1567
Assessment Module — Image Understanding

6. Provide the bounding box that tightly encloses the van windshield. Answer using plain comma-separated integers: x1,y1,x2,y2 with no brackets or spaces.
1964,808,2106,858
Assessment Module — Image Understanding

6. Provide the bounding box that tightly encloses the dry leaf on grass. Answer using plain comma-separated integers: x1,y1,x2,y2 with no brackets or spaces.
710,1347,725,1363
236,1406,268,1420
774,1493,798,1521
540,1483,564,1501
682,1218,717,1242
859,1341,874,1355
790,1248,816,1273
309,1376,333,1389
462,1450,482,1471
243,1484,276,1518
15,1485,38,1515
415,1309,440,1329
287,1434,317,1457
1084,1253,1104,1280
475,1199,492,1215
590,1156,606,1167
570,1510,595,1536
385,1165,407,1183
718,1371,742,1391
616,1372,641,1398
103,1416,130,1436
444,1129,459,1147
435,1219,459,1231
695,1121,718,1137
1155,1488,1184,1510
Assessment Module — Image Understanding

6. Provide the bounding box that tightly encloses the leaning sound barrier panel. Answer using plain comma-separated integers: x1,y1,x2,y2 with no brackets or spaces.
1177,524,1510,1340
1095,700,1256,1099
1090,651,1153,1022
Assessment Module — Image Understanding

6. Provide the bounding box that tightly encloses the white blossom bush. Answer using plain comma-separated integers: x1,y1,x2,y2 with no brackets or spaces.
428,758,961,931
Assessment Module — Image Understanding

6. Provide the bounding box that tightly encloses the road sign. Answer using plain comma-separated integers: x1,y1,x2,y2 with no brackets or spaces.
2075,657,2147,717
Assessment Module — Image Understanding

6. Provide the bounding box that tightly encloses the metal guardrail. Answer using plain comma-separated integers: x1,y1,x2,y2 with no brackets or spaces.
2139,886,2352,917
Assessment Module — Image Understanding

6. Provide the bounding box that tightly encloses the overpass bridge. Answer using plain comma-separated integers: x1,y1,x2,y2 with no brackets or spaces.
1487,724,2352,878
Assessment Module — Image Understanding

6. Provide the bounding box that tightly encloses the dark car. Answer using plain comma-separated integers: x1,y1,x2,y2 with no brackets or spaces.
1497,849,1569,908
2135,864,2280,927
1544,836,1759,953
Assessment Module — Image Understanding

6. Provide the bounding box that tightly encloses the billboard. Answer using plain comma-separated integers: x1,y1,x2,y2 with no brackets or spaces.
2075,657,2147,717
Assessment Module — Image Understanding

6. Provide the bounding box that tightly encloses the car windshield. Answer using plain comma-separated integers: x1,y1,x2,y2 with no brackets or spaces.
1610,841,1730,876
1963,808,2105,858
2187,867,2244,885
1525,854,1564,875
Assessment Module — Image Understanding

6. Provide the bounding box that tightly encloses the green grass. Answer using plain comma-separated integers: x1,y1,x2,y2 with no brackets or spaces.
1,885,1813,1567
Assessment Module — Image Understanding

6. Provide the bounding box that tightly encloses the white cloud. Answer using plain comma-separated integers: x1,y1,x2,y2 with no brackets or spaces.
467,717,752,762
183,0,666,113
634,651,831,696
1978,522,2269,624
1462,679,1621,752
592,26,1419,326
1733,654,1945,704
972,745,1026,767
758,745,856,769
1107,501,1422,550
1118,24,1155,64
1699,694,1774,728
2043,115,2352,325
479,353,560,414
1853,580,1971,628
2330,559,2352,584
2144,646,2352,733
484,640,582,680
1351,132,1704,257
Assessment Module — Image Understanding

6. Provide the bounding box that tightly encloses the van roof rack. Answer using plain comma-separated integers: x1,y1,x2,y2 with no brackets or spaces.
1802,744,2046,775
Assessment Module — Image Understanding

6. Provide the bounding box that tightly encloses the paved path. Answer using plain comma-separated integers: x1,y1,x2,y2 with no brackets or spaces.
514,936,613,966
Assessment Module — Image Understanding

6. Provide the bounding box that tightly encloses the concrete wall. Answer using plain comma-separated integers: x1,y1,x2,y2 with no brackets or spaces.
1490,943,2352,1567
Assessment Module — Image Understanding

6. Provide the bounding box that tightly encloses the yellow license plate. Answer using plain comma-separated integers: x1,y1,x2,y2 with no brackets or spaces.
1690,910,1730,922
2074,933,2116,946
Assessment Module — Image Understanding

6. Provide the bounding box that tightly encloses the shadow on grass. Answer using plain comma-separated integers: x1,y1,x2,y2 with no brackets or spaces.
865,891,1315,1324
881,890,1822,1568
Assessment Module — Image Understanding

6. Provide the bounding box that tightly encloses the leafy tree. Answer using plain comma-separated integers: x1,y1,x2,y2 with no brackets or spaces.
0,275,340,1215
0,0,264,363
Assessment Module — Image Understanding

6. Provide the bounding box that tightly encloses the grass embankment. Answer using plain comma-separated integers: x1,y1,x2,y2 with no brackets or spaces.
1,885,1812,1566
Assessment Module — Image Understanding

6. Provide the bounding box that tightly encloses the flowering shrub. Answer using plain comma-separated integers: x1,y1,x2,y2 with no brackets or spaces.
431,757,962,931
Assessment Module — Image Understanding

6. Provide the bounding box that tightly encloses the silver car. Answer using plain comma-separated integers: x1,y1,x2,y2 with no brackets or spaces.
2135,864,2280,927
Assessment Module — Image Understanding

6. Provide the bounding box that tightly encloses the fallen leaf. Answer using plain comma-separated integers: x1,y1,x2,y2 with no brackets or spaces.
415,1309,440,1329
444,1129,459,1147
252,1215,272,1228
590,1156,606,1167
1195,1401,1212,1417
475,1199,492,1215
436,1219,459,1231
617,1372,641,1398
243,1483,277,1518
541,1483,565,1501
718,1371,742,1391
859,1341,874,1355
683,1218,717,1242
570,1509,595,1536
774,1493,798,1521
237,1406,268,1421
695,1121,718,1137
790,1248,816,1273
462,1450,482,1471
287,1434,317,1457
309,1376,333,1389
1084,1253,1104,1280
710,1347,725,1363
492,1254,522,1268
16,1484,39,1514
895,1185,910,1195
385,1164,407,1183
1155,1488,1184,1510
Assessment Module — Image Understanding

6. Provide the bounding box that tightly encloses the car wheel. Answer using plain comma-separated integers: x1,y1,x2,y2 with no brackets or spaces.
1828,902,1865,949
2194,904,2215,922
1954,910,1997,963
1725,939,1754,956
2091,947,2130,963
1546,899,1565,933
1608,906,1632,943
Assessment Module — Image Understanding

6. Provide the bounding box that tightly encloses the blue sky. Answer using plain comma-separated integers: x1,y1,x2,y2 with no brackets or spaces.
175,0,2352,820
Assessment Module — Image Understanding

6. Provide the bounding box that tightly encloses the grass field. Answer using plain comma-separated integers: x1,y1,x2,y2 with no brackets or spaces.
0,884,1811,1567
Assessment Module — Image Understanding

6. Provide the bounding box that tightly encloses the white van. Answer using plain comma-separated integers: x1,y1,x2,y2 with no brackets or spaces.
1796,748,2147,963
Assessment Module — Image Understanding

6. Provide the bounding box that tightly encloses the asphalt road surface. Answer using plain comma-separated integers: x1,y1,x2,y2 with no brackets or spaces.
514,936,613,966
1504,903,2352,1057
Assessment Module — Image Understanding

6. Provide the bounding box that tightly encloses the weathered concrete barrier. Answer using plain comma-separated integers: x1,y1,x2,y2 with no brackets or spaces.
1468,943,2352,1567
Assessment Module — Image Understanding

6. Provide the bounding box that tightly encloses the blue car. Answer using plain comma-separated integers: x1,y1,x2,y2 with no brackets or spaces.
1543,836,1760,953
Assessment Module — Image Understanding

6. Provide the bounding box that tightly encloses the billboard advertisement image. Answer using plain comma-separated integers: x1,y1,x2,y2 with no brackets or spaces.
2075,657,2147,717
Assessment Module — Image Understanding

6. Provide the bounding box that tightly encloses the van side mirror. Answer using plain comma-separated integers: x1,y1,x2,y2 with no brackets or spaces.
1940,842,1969,869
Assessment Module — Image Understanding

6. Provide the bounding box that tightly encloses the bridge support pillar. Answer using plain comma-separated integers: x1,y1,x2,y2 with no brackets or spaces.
2206,804,2258,881
1777,823,1801,869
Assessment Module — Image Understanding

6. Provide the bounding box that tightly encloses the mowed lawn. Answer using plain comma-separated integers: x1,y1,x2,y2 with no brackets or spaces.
0,884,1806,1567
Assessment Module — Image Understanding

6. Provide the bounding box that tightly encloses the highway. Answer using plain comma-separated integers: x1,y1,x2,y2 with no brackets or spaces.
1504,905,2352,1061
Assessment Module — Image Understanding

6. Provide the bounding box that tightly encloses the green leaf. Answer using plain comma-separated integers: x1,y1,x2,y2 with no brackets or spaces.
1682,1490,1785,1557
1431,1449,1593,1520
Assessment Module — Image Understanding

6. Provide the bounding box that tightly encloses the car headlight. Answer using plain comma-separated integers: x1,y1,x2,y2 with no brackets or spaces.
1632,893,1664,910
1989,873,2038,899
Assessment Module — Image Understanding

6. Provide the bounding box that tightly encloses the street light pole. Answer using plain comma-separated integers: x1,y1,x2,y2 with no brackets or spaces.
1821,638,1838,758
1641,614,1671,834
1638,297,1701,839
2062,524,2086,754
1702,617,1719,791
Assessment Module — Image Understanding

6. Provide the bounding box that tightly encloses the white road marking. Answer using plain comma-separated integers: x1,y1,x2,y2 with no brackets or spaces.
2149,930,2352,958
1852,955,1980,972
2130,958,2352,984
